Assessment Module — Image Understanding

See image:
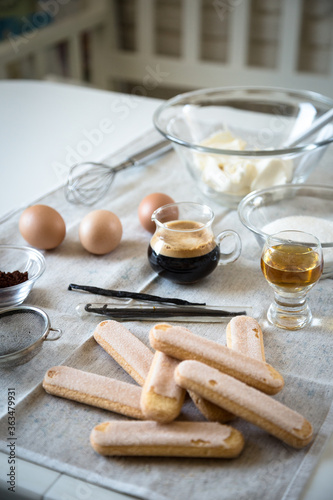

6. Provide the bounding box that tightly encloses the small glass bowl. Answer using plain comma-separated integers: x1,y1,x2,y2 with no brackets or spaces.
154,87,333,208
0,245,46,307
238,184,333,278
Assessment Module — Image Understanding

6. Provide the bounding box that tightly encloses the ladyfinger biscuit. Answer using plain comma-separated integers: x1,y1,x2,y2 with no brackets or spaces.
140,351,186,423
190,316,264,423
226,316,265,361
150,324,284,395
94,320,227,422
90,420,244,458
205,316,263,422
196,316,264,422
43,366,144,419
94,320,153,386
175,360,313,449
188,390,235,423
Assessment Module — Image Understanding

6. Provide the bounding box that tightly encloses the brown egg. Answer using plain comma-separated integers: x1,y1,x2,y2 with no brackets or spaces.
138,193,175,233
79,210,122,255
19,204,66,250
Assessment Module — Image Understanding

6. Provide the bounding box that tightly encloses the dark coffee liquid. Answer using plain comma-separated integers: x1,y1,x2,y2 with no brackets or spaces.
148,244,220,284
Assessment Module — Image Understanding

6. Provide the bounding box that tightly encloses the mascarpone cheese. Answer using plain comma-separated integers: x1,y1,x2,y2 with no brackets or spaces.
195,131,293,195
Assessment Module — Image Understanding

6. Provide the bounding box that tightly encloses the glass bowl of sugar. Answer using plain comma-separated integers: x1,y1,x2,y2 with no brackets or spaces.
238,184,333,278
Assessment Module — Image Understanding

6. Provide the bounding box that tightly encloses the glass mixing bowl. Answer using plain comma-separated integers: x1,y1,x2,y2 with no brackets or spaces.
238,184,333,278
154,87,333,208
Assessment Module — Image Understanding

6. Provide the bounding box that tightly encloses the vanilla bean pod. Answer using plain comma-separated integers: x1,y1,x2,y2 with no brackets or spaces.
69,283,205,306
84,304,245,319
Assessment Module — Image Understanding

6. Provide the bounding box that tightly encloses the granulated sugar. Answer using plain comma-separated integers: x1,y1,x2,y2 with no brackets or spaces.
263,216,333,244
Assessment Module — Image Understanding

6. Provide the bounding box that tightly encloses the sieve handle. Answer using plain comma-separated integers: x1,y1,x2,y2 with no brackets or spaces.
44,327,62,341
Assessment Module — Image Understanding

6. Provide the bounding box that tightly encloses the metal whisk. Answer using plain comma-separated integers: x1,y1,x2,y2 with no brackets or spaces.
65,139,172,205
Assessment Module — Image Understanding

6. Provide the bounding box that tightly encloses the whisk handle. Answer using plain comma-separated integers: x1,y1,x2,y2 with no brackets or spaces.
114,140,172,172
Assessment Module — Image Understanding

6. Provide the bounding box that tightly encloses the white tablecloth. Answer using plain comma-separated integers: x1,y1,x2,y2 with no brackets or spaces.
0,125,332,500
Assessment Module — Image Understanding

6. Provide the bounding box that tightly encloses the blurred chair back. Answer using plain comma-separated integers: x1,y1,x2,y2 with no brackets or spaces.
109,0,333,98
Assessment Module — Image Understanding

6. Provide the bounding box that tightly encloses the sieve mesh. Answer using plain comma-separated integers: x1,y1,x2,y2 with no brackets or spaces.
0,309,47,356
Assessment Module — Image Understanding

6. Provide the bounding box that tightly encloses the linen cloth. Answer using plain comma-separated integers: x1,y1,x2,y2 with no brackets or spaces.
0,129,332,500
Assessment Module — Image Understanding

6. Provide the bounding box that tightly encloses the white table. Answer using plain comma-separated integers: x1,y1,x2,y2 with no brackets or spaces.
0,81,332,500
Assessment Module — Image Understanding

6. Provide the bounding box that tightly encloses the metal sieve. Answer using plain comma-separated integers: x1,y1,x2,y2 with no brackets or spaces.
0,306,61,368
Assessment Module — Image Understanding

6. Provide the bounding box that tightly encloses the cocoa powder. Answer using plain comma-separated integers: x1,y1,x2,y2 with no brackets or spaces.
0,270,29,288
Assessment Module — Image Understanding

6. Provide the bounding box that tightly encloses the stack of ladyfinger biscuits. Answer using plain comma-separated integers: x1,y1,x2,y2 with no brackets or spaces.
42,317,313,458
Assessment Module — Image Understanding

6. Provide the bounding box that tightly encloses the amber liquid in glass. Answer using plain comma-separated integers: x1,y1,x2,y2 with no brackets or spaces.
261,244,323,290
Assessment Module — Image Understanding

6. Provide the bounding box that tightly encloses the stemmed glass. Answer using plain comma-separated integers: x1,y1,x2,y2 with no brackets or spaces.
261,230,323,330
